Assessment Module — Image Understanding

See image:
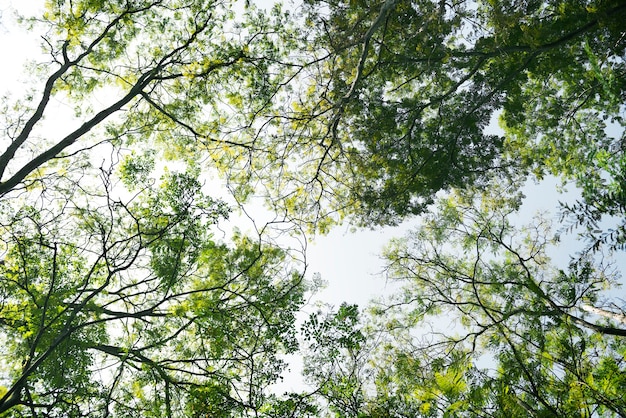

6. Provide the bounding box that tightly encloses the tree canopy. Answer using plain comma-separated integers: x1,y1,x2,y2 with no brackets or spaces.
0,0,624,416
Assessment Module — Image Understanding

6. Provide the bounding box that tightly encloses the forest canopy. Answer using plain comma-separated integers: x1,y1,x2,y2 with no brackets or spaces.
0,0,624,416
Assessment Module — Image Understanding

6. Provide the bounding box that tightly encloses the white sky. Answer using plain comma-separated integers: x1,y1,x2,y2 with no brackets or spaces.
2,0,624,396
1,0,619,321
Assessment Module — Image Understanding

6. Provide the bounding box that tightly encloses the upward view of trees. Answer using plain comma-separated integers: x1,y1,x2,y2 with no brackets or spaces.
0,0,624,416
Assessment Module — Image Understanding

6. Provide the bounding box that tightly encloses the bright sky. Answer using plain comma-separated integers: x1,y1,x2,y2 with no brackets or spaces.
1,0,624,396
0,0,609,321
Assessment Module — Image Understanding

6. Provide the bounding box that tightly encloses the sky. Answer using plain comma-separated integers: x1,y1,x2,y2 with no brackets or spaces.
0,0,616,324
1,0,624,395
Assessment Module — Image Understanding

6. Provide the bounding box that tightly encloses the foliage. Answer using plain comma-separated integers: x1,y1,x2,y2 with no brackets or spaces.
2,0,624,230
560,147,626,254
301,303,369,417
0,1,312,415
1,0,626,416
0,0,296,206
368,185,626,417
0,160,307,416
272,0,626,226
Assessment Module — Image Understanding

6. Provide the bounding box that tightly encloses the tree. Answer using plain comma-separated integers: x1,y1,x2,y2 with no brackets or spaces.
300,303,370,417
0,0,300,200
6,0,623,232
559,145,626,255
2,0,626,416
0,1,311,416
270,0,626,226
0,161,308,416
278,1,626,411
370,184,626,416
292,185,626,417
